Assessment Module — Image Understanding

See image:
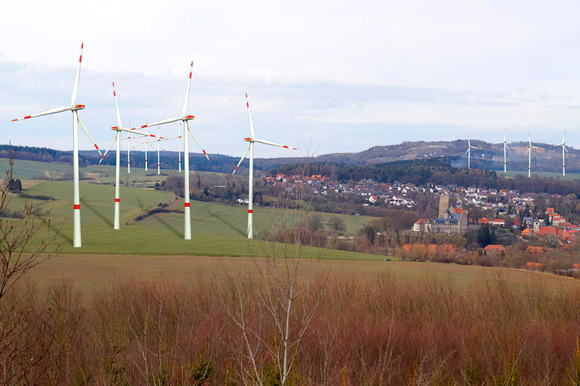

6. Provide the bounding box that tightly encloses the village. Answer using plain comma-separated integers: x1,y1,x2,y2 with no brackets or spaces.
264,173,580,267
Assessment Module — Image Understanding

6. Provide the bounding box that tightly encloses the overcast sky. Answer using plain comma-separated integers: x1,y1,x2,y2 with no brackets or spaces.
1,0,580,159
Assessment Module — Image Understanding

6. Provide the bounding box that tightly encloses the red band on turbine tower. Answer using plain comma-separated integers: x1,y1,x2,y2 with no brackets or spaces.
74,204,80,210
115,198,120,202
185,203,190,207
248,209,253,214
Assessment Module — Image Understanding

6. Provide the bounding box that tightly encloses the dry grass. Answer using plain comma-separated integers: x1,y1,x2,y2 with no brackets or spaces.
4,260,580,384
26,254,579,293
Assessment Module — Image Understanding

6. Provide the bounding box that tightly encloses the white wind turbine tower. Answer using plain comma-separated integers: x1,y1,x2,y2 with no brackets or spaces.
178,124,182,172
11,43,103,248
101,82,165,230
526,133,541,178
493,128,509,173
144,124,149,172
157,127,161,174
465,133,479,169
136,61,210,240
126,131,131,173
232,94,298,239
144,133,182,175
553,130,568,176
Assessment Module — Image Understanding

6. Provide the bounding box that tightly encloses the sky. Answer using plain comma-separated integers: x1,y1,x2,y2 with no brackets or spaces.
1,0,580,159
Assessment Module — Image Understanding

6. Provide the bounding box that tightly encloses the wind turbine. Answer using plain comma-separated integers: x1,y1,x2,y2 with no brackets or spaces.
526,133,541,178
493,128,509,173
232,94,297,239
101,83,164,230
135,61,210,240
178,124,182,172
553,130,568,176
126,131,131,173
157,127,161,174
11,43,103,248
144,124,149,172
465,133,479,169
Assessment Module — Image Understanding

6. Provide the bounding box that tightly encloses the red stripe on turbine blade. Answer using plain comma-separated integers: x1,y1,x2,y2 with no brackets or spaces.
113,91,116,96
115,198,120,202
202,150,207,155
24,116,31,119
247,102,249,108
283,146,288,148
141,125,148,128
74,204,80,210
248,209,253,214
184,203,190,207
245,93,247,98
94,144,99,150
234,166,238,170
11,119,17,122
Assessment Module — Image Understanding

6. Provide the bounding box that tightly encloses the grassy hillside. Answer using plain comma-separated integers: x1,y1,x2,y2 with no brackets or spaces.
10,175,376,258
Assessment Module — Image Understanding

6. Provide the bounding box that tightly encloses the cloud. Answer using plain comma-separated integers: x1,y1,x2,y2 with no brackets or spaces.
2,0,580,156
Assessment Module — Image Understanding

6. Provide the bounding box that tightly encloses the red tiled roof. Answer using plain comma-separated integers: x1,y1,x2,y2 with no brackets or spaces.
484,244,505,251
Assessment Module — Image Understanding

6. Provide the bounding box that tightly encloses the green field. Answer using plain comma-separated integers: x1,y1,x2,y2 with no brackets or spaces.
3,158,377,259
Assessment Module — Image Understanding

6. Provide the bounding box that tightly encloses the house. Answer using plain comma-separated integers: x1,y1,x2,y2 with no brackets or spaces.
491,219,505,227
536,226,557,236
478,217,489,225
413,218,428,232
522,228,532,237
483,244,505,256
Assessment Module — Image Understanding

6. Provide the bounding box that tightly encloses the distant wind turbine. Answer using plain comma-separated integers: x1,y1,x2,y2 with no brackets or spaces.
101,82,165,230
526,133,541,178
553,129,568,176
232,94,297,239
465,133,479,169
493,128,509,173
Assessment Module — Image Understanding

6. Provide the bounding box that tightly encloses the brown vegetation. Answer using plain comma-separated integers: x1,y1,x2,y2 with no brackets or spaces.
2,268,580,384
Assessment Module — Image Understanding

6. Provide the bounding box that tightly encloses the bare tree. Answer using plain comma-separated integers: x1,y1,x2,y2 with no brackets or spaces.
222,151,327,385
0,149,59,299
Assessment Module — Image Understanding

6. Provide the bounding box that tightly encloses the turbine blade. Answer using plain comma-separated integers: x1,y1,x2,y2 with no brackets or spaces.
246,93,256,139
254,138,297,149
11,105,71,121
182,61,193,117
119,127,161,138
71,43,84,106
99,136,118,163
112,82,123,128
77,116,104,159
233,144,251,174
186,121,210,162
137,116,181,129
